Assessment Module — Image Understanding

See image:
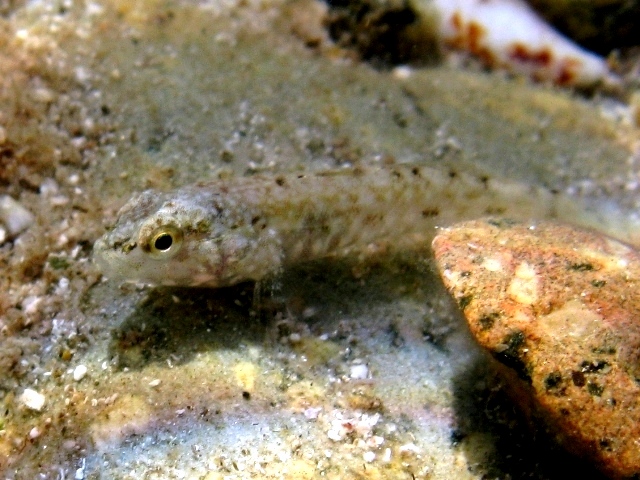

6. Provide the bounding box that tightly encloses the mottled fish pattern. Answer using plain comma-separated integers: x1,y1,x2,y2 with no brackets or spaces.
94,164,637,287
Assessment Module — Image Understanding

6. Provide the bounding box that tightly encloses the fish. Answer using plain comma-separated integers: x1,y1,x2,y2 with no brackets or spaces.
93,163,639,287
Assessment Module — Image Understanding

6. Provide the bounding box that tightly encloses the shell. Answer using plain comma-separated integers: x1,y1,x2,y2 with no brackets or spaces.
431,0,615,86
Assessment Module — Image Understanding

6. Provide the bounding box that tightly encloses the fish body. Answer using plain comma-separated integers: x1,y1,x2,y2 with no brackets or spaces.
94,163,635,288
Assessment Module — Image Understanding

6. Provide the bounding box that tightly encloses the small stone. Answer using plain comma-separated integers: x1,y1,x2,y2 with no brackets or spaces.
349,364,369,380
0,195,34,236
22,296,42,316
327,428,342,442
19,388,46,411
148,379,161,388
288,333,302,344
303,407,322,420
368,435,384,448
433,219,640,479
392,65,413,80
29,427,40,439
60,349,73,362
381,448,392,463
73,365,88,381
363,451,375,463
398,443,420,456
62,439,77,450
31,87,55,103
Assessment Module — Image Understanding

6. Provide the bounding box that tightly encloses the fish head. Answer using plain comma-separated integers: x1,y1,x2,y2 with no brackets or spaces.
93,186,280,287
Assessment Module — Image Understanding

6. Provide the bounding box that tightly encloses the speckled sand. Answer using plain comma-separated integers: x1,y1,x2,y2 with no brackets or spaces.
0,1,638,479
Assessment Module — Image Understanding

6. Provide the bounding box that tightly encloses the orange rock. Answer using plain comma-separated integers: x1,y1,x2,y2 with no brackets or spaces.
432,219,640,479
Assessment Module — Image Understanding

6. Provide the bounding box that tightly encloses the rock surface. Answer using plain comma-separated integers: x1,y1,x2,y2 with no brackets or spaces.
433,218,640,479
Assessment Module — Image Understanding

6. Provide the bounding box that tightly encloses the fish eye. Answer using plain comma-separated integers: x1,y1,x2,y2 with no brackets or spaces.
147,225,183,258
154,233,173,251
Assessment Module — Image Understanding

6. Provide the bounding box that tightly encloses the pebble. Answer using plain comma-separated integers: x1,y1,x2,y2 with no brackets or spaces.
349,364,369,380
432,219,640,479
22,296,42,316
0,195,34,237
303,407,322,420
19,388,46,412
73,365,88,381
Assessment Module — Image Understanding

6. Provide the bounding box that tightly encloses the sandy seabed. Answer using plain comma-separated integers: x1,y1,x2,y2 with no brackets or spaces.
0,1,638,478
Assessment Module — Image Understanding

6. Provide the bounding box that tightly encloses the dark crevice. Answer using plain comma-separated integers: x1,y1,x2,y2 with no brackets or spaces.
323,0,440,69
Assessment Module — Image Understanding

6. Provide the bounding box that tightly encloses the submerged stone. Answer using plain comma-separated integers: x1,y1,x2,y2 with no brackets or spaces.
432,219,640,479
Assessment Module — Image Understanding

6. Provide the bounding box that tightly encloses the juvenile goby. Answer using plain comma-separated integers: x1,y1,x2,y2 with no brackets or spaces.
94,164,635,287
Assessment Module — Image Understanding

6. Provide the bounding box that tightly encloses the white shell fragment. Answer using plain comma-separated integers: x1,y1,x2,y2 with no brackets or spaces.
0,195,35,237
19,388,46,411
430,0,614,86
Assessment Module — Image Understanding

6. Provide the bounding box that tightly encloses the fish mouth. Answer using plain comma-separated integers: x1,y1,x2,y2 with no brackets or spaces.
92,237,107,263
92,237,127,282
92,235,175,286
